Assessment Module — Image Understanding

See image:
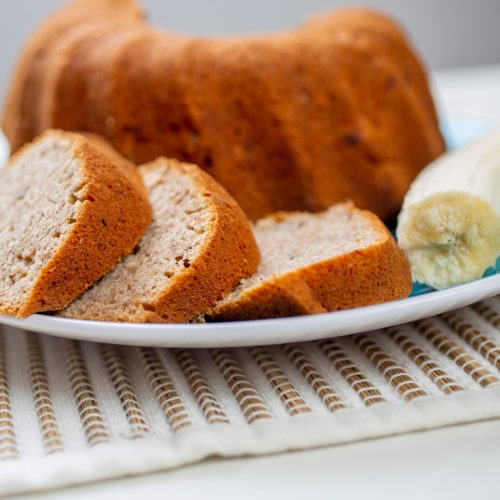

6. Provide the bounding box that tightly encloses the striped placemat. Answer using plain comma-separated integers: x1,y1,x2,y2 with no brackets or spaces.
2,297,500,496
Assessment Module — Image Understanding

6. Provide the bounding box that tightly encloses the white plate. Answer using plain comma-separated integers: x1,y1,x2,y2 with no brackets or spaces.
1,274,500,347
0,117,498,348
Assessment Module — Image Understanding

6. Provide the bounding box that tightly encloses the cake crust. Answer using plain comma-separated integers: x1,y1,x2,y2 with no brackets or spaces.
209,203,412,321
1,0,445,222
58,158,260,323
0,129,152,317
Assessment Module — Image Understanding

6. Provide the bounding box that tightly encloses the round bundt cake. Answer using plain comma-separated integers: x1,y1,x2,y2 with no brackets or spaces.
1,0,444,221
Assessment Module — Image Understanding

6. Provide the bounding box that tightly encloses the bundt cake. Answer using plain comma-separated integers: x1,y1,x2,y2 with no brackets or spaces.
1,0,445,221
209,202,412,321
58,157,260,323
0,129,152,317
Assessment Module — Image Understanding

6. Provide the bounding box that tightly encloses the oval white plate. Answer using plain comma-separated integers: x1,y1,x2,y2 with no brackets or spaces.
0,117,498,348
1,274,500,347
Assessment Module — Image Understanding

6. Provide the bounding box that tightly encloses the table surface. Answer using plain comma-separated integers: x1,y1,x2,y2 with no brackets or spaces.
13,64,500,500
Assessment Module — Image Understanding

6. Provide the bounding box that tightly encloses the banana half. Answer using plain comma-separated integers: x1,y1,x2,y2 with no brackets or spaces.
396,127,500,289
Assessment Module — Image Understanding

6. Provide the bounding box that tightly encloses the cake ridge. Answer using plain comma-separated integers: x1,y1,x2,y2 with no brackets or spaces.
1,0,444,222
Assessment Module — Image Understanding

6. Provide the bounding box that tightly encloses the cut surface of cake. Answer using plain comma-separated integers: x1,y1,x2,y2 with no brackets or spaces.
58,158,260,323
209,202,412,321
0,129,152,317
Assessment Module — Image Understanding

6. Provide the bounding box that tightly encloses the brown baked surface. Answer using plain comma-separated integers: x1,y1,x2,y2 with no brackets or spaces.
209,202,412,321
0,129,152,317
1,0,444,222
58,157,260,323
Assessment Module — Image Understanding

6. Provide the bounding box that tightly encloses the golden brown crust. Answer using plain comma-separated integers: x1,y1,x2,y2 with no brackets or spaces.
1,1,144,151
2,1,444,223
5,129,152,317
57,157,260,323
210,205,412,321
140,160,261,323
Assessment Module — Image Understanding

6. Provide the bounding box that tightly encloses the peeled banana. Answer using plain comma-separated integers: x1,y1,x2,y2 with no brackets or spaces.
396,127,500,289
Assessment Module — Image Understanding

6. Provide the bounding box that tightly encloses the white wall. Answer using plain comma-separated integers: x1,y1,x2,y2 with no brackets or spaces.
1,0,499,101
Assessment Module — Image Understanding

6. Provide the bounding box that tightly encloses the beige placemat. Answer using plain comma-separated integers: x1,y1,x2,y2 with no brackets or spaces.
2,297,500,496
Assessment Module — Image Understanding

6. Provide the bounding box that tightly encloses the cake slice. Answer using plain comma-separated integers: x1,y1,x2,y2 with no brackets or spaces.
58,158,260,323
208,202,412,321
0,129,152,317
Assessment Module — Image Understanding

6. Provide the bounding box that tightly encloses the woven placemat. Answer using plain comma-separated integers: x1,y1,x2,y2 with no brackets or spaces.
2,297,500,496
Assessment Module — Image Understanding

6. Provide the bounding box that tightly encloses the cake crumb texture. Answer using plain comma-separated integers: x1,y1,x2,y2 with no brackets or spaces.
58,158,260,323
0,129,152,317
210,202,412,321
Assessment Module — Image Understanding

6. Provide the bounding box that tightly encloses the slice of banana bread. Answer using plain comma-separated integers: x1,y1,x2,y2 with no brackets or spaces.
209,202,412,321
59,158,260,322
0,129,152,317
